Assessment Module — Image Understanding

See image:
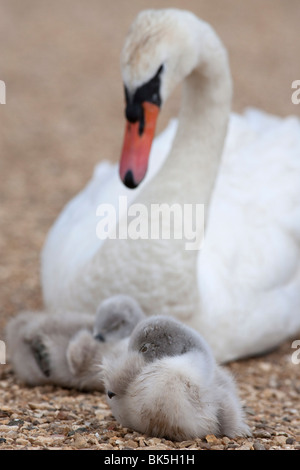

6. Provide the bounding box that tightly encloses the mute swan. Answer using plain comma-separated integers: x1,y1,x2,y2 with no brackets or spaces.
6,295,144,390
102,316,250,440
39,8,300,362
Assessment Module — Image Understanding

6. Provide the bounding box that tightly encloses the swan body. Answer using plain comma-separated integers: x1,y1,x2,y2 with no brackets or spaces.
102,316,250,440
41,9,300,362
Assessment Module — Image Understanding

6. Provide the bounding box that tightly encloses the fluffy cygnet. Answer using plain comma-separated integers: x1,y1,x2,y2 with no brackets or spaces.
102,316,251,441
66,295,145,389
5,295,145,391
93,295,145,342
5,309,99,389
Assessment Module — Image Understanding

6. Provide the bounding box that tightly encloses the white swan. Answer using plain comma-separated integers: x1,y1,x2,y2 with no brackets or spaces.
41,9,300,362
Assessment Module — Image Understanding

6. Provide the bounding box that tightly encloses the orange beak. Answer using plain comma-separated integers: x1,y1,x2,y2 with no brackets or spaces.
119,101,159,188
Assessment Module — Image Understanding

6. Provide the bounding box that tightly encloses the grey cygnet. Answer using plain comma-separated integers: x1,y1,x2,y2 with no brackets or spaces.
102,316,251,441
5,295,145,391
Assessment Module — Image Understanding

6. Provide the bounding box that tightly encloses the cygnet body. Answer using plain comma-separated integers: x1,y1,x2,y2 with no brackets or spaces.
102,316,250,440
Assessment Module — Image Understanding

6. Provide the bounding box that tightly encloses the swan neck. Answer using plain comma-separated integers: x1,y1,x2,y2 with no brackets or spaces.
159,39,232,207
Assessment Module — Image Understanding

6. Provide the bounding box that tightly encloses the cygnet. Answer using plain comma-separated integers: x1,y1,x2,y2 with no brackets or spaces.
5,295,145,391
102,316,251,440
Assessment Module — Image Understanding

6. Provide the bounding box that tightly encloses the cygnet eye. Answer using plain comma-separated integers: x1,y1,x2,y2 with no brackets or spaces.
107,390,116,399
140,343,149,354
94,332,105,342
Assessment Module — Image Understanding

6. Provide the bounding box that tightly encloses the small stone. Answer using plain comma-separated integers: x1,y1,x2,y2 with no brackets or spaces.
73,434,88,449
138,437,145,447
237,443,254,450
15,438,29,446
253,430,271,439
33,436,53,446
126,439,138,448
0,406,13,412
286,437,294,445
273,435,288,446
178,440,196,448
253,441,266,450
199,442,211,450
227,443,239,449
7,419,24,427
205,434,219,444
222,437,231,445
139,444,170,450
259,362,272,372
147,437,163,446
56,411,73,420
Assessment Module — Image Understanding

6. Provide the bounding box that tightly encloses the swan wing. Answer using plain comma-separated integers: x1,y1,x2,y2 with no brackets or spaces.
198,110,300,359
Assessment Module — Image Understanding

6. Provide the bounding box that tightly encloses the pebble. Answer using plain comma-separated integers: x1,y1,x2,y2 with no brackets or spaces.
205,434,219,444
178,440,197,448
73,434,88,449
147,437,163,446
34,436,55,446
237,443,254,450
126,439,138,448
286,437,294,445
259,362,272,372
253,430,272,439
273,435,288,446
15,438,30,446
253,441,266,450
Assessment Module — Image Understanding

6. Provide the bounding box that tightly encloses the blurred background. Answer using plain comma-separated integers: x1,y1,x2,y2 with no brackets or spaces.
0,0,299,334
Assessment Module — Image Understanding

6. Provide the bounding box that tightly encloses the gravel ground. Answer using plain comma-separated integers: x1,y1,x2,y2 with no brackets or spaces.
0,339,299,450
0,0,299,451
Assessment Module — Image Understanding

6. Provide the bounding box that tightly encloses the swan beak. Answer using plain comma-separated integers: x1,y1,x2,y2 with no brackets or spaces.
119,102,159,189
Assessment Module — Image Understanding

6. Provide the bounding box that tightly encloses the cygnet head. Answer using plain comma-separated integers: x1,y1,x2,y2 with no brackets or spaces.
128,315,214,366
93,295,145,343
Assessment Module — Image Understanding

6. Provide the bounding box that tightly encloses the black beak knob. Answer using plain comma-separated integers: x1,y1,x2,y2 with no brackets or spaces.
123,170,138,189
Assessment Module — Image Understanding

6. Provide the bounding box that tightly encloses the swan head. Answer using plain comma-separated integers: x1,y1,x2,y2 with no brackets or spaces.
119,9,205,188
